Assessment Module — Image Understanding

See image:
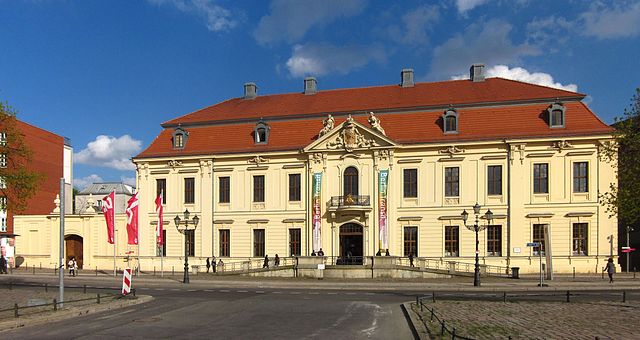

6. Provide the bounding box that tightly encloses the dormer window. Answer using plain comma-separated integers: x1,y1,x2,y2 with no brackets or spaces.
254,121,270,144
443,108,458,134
547,102,565,128
172,127,189,149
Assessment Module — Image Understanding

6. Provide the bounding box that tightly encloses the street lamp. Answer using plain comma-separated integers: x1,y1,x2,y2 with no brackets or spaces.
626,226,634,273
461,202,493,287
174,209,199,284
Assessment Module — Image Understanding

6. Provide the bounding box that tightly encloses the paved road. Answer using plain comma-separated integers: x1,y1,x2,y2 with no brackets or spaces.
3,283,417,340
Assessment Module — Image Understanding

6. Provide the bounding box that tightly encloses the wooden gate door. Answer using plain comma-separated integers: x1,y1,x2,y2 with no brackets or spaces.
65,235,84,268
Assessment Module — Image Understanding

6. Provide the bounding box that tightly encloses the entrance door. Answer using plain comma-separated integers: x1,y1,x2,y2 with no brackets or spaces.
65,235,83,268
339,223,363,265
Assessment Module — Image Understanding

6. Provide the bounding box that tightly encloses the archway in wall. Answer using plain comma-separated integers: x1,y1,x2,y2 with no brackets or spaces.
65,235,83,269
339,223,363,265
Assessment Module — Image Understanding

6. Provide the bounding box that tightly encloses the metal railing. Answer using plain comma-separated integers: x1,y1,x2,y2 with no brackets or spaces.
329,195,371,207
324,256,369,266
215,257,296,273
445,261,512,278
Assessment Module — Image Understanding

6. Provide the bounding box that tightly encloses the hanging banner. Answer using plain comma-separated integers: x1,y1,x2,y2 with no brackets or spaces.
102,191,115,244
125,192,139,245
312,172,322,253
378,170,389,250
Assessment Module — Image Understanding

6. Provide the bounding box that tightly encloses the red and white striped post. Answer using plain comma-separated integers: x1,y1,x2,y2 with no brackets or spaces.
122,267,132,295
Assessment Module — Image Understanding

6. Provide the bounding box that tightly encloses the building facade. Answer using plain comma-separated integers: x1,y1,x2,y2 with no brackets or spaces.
1,119,72,268
12,65,618,274
74,182,135,215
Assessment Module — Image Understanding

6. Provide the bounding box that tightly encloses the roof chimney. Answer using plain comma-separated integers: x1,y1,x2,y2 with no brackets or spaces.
304,77,317,95
244,82,257,99
470,64,485,82
401,68,414,87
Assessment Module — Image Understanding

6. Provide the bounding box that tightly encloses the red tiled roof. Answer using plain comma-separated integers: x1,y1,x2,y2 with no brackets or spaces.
137,101,612,159
163,78,585,126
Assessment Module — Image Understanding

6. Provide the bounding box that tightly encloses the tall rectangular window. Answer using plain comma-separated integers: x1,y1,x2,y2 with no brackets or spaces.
289,174,301,201
157,230,167,257
156,179,166,204
573,223,588,255
532,224,546,255
487,225,502,256
185,229,195,257
253,229,265,257
487,165,502,195
445,226,459,257
533,164,549,194
445,167,459,197
573,162,589,193
219,177,230,203
253,175,265,203
184,177,195,204
219,229,230,257
289,228,301,256
403,227,418,257
403,169,418,198
0,154,6,168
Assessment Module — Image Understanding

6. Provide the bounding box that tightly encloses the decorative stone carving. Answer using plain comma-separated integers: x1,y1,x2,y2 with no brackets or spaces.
509,144,526,164
247,155,268,166
86,194,97,214
167,160,183,168
52,194,60,214
318,114,335,137
438,145,464,157
368,112,386,135
550,140,574,152
200,159,213,175
327,115,377,152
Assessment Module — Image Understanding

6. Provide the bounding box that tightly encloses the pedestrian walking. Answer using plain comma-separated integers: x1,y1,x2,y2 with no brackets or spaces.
73,258,78,276
408,252,414,267
206,257,210,273
0,255,6,274
212,256,217,273
274,254,280,267
604,258,616,283
263,254,269,268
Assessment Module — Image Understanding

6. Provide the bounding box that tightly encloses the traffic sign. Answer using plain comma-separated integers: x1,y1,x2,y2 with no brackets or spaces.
622,248,636,253
622,246,631,250
526,242,540,247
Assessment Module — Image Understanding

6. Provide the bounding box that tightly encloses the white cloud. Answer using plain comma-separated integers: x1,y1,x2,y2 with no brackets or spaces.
455,0,489,14
73,174,104,191
452,65,578,92
389,5,440,45
526,16,574,47
74,135,142,171
148,0,237,32
429,19,539,78
580,1,640,39
254,0,367,45
285,42,386,78
120,176,137,188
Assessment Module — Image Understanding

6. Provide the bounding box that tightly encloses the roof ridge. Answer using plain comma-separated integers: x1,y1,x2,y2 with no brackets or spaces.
492,77,585,97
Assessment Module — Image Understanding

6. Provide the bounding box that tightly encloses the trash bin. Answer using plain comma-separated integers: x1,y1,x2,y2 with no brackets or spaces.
511,267,520,279
191,265,199,274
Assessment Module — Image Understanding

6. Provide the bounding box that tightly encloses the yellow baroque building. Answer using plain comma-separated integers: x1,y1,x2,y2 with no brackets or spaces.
15,66,618,274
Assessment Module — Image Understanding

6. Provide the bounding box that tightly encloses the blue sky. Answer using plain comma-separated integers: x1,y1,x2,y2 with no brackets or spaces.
1,0,639,189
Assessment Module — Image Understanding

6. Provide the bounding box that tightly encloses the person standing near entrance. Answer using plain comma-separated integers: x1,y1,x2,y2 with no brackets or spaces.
212,256,217,273
0,255,6,274
604,258,616,283
206,257,210,273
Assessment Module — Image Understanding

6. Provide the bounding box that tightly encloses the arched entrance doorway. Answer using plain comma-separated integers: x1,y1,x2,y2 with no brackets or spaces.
339,223,363,265
65,235,83,269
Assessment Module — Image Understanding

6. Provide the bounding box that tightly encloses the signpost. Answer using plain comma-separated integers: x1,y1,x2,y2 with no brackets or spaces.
527,242,546,287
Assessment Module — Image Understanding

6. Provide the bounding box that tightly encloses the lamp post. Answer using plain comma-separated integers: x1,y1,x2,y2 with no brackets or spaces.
626,226,634,273
461,203,493,287
174,209,199,284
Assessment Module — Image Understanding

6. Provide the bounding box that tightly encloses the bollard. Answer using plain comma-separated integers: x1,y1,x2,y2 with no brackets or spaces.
96,266,98,276
133,289,136,297
45,283,48,292
154,266,156,276
441,320,446,335
172,266,175,276
503,291,507,302
83,285,87,294
97,294,101,304
452,327,456,339
14,303,18,318
40,263,42,270
634,267,637,279
420,300,423,311
623,291,626,303
432,291,436,303
573,267,575,279
430,308,434,321
53,298,57,311
33,265,35,274
566,290,570,303
54,266,57,276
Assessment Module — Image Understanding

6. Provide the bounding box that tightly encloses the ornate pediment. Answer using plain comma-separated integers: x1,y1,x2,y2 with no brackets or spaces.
304,115,397,153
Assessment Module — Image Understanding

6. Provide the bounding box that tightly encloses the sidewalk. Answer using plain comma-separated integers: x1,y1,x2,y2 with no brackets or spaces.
1,270,638,292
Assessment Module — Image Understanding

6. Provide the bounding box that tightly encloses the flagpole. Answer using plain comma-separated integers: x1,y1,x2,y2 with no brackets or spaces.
113,191,117,277
137,191,140,277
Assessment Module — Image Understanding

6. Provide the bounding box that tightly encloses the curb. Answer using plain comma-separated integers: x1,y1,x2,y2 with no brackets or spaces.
0,295,154,332
402,302,428,340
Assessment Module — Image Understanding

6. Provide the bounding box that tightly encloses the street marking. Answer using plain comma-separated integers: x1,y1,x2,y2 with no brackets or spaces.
220,290,230,292
154,288,165,291
237,290,248,293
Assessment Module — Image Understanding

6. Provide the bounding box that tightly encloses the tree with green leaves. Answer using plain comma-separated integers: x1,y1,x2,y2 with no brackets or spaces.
599,88,640,227
0,101,43,213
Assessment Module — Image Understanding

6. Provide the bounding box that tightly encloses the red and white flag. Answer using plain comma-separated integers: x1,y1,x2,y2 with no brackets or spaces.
155,191,164,245
125,192,139,245
102,191,115,244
